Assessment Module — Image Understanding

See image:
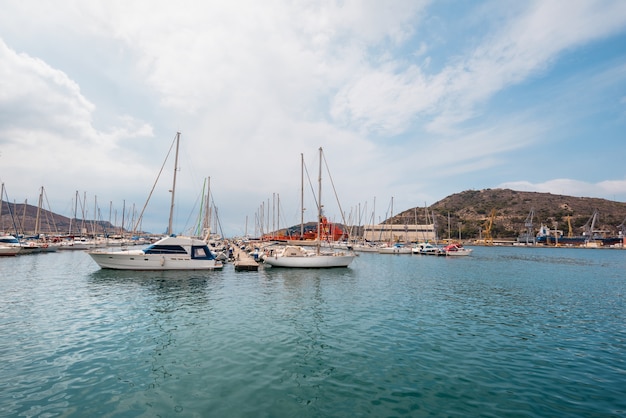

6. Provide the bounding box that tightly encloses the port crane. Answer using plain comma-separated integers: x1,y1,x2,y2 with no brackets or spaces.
582,209,599,238
523,208,534,244
565,215,573,238
617,217,626,237
483,209,496,246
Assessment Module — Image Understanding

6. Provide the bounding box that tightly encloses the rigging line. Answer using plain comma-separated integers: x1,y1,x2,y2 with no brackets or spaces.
321,150,349,228
181,179,205,237
182,194,201,236
276,196,295,237
193,179,207,237
212,192,224,238
212,205,224,238
302,158,318,213
42,188,59,235
132,133,178,234
1,185,21,237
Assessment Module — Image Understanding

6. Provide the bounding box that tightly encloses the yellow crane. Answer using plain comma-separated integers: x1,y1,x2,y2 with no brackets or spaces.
566,215,573,238
483,209,496,246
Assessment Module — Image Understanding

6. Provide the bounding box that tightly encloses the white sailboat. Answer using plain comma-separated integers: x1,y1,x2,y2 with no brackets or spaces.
88,132,223,271
378,243,412,254
0,234,23,256
440,243,472,256
263,147,356,268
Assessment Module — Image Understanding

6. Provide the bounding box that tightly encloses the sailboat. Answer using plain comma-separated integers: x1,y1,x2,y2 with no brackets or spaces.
88,133,223,271
263,147,356,268
0,234,23,256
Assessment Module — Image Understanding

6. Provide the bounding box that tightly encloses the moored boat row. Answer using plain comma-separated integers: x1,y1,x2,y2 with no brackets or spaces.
0,233,155,256
369,241,472,256
0,234,61,256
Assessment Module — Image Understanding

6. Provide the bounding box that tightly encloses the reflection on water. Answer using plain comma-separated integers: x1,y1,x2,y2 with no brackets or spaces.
87,267,226,407
88,267,223,284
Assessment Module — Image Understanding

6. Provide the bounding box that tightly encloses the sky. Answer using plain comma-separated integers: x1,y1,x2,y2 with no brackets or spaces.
1,0,626,237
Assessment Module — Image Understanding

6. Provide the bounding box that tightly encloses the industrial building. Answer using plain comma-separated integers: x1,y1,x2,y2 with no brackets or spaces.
362,223,436,242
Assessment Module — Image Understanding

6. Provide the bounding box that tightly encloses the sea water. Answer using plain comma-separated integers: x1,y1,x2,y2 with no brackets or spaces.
1,246,625,417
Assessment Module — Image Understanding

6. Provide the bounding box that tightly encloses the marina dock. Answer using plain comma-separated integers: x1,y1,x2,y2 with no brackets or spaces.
232,244,260,271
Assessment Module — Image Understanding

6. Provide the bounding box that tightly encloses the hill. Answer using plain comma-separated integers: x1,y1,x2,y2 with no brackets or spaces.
1,200,117,236
4,189,626,240
391,189,626,240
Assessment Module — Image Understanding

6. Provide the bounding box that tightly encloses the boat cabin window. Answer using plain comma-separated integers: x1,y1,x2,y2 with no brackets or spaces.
191,245,215,260
144,244,187,255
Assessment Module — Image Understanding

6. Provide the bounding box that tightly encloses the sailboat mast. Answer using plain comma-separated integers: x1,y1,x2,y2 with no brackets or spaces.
317,147,323,254
21,199,27,235
372,195,375,232
35,186,43,235
168,132,180,236
277,193,280,236
384,196,393,243
121,200,125,237
203,176,211,240
81,191,87,236
0,183,3,231
93,195,98,237
69,191,78,235
300,153,304,238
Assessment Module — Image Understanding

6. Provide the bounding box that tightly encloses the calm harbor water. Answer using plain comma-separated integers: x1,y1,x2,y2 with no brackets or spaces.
1,246,625,417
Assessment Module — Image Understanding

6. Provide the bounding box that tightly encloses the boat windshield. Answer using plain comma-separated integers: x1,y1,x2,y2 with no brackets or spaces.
191,245,215,260
144,244,188,255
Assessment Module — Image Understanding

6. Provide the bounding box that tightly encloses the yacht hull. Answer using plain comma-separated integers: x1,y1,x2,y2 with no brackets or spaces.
264,254,355,268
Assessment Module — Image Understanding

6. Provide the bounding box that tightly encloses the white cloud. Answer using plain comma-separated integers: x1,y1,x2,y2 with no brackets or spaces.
0,37,155,203
331,0,626,136
0,1,625,235
498,178,626,201
331,65,437,136
0,39,93,135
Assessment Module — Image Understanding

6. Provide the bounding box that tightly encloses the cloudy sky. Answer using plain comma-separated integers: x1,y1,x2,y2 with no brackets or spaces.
1,1,625,237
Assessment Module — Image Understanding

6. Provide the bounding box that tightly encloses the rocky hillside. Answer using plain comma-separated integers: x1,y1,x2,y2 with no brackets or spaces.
1,200,116,236
391,189,626,239
5,189,626,239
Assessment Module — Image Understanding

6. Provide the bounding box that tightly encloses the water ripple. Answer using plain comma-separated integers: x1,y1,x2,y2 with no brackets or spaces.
1,247,625,416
